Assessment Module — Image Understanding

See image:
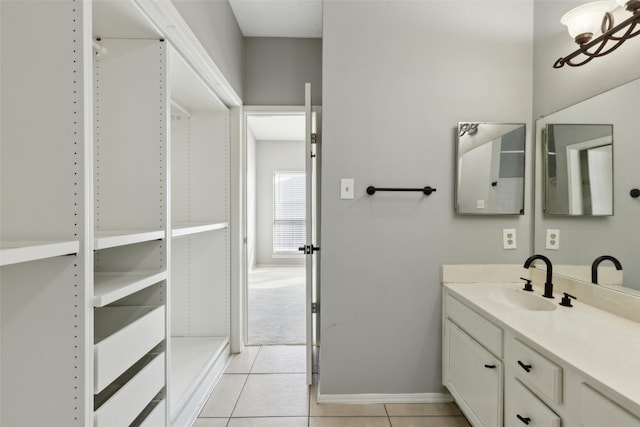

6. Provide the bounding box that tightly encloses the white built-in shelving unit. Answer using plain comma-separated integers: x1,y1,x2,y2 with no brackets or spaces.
1,2,92,425
1,1,233,426
169,48,231,426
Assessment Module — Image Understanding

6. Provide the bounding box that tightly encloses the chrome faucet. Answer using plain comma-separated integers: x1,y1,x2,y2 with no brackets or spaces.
591,255,622,284
523,254,554,298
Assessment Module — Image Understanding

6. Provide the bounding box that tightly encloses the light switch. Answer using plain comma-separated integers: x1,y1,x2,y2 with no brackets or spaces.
477,199,485,209
503,228,517,250
341,179,354,199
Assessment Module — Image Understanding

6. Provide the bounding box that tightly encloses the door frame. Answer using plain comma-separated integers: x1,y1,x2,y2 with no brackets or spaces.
238,106,322,354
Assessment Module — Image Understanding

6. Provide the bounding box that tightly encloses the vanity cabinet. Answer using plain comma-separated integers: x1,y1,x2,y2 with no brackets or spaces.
443,294,504,427
443,285,640,427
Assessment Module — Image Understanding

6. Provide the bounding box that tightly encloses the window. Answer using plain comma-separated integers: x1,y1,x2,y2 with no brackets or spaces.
273,171,306,254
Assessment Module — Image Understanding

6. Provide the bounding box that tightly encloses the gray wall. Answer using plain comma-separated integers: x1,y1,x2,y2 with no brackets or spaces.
172,0,245,98
244,38,322,105
255,140,306,266
533,0,640,117
320,1,533,395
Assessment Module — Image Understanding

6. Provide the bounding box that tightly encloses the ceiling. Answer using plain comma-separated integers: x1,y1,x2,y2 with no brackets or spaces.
247,115,306,141
228,0,322,38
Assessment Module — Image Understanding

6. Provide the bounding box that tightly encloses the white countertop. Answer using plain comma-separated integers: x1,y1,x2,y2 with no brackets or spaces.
444,282,640,414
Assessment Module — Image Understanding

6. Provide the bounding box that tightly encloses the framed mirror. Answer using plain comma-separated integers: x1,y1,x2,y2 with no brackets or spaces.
456,122,526,215
543,124,613,216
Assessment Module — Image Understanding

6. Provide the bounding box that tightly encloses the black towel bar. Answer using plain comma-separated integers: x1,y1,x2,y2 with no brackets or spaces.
366,186,437,196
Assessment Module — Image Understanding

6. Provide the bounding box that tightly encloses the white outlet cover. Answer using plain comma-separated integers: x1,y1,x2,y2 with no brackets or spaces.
546,229,560,250
503,228,516,249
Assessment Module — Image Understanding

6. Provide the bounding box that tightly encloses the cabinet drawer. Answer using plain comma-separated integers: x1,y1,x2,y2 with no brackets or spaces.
505,377,561,427
446,294,502,357
95,352,165,427
94,305,165,393
509,338,562,404
580,384,640,427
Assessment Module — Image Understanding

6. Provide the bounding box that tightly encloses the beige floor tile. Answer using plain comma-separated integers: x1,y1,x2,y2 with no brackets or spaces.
225,346,261,373
199,374,248,417
227,417,309,427
250,345,306,374
385,403,461,417
389,416,471,427
193,418,229,427
309,385,387,417
232,374,309,417
310,417,392,427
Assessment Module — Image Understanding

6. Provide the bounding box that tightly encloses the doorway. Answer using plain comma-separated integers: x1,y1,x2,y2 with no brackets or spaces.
245,112,308,345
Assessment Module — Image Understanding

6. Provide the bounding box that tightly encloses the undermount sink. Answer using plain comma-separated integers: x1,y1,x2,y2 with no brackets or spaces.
488,288,557,311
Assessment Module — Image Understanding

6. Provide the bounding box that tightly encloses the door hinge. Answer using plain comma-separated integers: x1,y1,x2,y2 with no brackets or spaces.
311,302,319,314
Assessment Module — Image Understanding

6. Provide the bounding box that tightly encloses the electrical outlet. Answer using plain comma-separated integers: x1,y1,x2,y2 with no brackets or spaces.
340,178,354,199
477,199,485,209
546,229,560,250
503,228,517,249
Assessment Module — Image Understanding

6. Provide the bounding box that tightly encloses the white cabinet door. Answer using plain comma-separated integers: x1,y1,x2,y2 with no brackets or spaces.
445,320,503,427
580,384,640,427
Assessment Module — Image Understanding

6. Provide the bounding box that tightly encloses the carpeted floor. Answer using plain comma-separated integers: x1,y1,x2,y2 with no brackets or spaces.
248,266,306,345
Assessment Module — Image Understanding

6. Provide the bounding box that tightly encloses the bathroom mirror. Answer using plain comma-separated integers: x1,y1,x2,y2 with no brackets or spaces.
543,124,613,216
456,122,525,215
534,77,640,292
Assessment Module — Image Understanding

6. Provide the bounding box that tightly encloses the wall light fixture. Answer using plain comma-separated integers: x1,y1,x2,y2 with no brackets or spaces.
554,0,640,68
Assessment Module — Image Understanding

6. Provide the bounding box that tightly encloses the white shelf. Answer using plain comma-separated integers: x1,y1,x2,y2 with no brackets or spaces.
94,271,168,307
170,336,229,415
0,240,80,267
94,230,165,250
171,222,228,238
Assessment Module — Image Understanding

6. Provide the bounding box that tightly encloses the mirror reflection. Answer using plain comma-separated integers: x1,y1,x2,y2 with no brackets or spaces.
544,124,613,216
456,122,526,215
534,78,640,292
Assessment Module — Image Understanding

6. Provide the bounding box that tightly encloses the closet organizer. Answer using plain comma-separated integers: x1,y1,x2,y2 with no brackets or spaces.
0,1,232,426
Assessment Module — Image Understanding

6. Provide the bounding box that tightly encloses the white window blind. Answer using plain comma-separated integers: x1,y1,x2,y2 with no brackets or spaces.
273,171,306,254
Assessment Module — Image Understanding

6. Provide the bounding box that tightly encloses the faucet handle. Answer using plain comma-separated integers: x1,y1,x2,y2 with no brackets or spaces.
520,277,534,292
559,292,576,307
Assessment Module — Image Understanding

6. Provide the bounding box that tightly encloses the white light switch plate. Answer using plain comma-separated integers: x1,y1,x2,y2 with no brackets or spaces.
546,229,560,250
503,228,517,250
341,179,354,199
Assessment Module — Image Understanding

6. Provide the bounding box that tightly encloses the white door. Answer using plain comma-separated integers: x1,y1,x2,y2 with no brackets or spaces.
302,83,319,385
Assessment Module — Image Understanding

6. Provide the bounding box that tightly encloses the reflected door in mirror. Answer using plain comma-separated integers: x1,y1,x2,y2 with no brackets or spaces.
544,124,613,216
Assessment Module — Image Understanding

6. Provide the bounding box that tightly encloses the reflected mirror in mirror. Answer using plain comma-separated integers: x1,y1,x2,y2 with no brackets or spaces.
544,124,613,216
456,122,525,215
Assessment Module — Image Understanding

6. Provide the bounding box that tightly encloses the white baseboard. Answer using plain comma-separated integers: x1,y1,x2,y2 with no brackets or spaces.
316,392,454,405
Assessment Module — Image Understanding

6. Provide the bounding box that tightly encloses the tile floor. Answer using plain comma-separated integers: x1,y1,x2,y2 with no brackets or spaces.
195,345,471,427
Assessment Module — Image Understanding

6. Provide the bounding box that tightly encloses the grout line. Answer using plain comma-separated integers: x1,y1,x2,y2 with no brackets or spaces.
227,364,252,420
247,345,262,374
384,402,391,425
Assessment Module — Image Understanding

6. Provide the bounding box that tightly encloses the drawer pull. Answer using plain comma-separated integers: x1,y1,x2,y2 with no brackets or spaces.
517,414,532,425
518,360,532,372
484,364,497,369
